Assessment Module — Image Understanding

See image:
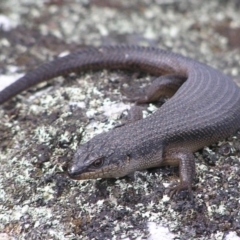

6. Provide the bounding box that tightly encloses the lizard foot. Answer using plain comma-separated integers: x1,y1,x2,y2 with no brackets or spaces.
168,182,193,201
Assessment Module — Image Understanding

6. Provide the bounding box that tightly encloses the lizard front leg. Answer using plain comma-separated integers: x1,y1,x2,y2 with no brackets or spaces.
163,148,196,200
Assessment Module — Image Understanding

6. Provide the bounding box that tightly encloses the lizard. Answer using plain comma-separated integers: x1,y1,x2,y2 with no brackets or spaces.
1,46,240,196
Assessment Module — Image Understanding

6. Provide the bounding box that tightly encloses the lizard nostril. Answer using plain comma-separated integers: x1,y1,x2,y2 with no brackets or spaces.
67,165,78,177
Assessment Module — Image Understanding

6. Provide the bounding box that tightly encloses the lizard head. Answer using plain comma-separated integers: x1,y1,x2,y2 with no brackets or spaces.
67,132,133,180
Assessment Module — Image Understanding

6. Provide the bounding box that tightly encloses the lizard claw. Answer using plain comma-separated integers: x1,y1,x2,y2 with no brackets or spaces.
168,182,193,201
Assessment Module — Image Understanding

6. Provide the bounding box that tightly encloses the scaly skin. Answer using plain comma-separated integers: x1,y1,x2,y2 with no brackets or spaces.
1,46,240,195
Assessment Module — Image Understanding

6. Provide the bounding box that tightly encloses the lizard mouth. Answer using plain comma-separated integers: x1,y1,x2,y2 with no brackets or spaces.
67,164,92,180
67,163,121,180
67,164,106,180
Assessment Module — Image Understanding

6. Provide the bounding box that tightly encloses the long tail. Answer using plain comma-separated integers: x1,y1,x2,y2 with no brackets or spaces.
0,46,187,104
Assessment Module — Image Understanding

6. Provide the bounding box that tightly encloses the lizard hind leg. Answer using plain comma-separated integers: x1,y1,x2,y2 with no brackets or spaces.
114,105,144,128
117,74,186,128
127,74,186,104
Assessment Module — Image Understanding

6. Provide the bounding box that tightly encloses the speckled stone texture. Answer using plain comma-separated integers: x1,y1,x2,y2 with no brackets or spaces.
0,0,240,239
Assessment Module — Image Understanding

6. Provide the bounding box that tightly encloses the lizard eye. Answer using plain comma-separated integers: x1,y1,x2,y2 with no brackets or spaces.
92,158,104,168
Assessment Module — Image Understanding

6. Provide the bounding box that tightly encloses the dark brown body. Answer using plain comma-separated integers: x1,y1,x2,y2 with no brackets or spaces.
1,46,240,195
